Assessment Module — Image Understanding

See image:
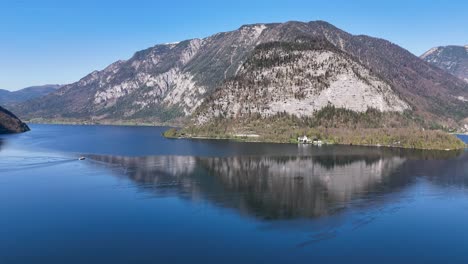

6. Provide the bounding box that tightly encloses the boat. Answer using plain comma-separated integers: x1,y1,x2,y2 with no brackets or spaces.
79,157,86,160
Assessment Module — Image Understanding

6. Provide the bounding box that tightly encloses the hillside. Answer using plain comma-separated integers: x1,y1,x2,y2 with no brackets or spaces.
421,45,468,83
0,85,60,105
195,39,409,124
0,106,30,134
12,21,468,132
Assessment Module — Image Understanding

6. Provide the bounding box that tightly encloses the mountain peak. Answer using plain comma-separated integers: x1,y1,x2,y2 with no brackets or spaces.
421,45,468,83
308,20,338,28
420,46,441,59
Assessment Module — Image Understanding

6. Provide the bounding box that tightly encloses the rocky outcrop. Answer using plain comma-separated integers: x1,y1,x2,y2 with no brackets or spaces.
0,106,30,134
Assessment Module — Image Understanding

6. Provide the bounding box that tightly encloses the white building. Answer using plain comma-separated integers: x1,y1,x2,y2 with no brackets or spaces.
298,135,312,144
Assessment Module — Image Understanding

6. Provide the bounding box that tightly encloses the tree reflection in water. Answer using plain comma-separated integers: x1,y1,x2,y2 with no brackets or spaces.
87,148,467,220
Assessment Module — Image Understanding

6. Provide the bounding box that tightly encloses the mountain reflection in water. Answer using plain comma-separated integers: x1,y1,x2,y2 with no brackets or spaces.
87,148,467,220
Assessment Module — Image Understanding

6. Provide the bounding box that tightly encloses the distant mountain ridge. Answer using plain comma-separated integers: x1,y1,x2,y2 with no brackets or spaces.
12,21,468,129
0,84,61,105
421,45,468,83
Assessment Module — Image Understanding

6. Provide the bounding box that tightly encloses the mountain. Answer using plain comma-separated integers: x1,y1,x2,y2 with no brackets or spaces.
12,21,468,129
195,39,410,124
0,85,61,105
421,45,468,83
0,106,29,134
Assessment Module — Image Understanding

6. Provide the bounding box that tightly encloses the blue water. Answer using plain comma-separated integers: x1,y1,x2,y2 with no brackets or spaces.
457,133,468,144
1,124,467,263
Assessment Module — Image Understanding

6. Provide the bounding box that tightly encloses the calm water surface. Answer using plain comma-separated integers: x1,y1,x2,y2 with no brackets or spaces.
1,124,468,263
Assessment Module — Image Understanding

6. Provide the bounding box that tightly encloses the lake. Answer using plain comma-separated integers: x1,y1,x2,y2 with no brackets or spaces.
1,124,468,263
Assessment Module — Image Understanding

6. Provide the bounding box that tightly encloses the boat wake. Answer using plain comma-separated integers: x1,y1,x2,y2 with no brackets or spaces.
0,155,77,172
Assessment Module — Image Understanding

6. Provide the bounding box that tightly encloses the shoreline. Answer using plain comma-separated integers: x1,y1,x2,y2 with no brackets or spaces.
22,121,467,151
25,119,182,128
165,133,467,151
163,125,467,151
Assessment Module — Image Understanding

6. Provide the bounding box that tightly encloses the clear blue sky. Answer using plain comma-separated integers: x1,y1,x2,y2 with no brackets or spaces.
1,0,467,90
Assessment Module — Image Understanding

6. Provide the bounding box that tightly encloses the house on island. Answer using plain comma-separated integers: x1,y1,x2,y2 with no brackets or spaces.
298,135,323,145
298,135,312,144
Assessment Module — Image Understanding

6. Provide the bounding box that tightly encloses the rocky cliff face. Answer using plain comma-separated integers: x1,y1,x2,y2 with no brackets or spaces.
421,45,468,83
13,21,468,127
196,39,409,123
0,106,30,134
